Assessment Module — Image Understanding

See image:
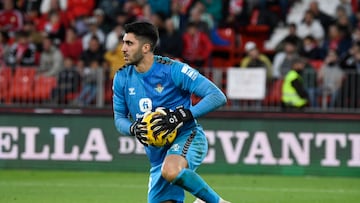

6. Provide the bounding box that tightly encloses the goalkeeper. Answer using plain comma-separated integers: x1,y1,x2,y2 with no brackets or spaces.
113,21,230,203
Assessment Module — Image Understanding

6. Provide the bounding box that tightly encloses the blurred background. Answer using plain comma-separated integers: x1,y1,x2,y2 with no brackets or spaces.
0,0,359,112
0,0,360,202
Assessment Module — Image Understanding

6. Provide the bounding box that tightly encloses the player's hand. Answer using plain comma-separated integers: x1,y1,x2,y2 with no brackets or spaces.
130,120,148,146
150,106,193,137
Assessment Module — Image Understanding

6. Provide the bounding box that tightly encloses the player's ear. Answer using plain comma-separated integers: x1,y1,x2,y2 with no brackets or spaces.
142,43,151,53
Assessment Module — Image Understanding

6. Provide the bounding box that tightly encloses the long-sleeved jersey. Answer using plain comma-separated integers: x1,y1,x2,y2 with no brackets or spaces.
113,55,226,166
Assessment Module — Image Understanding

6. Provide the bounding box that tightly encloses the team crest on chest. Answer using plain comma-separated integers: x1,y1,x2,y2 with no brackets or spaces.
154,84,164,93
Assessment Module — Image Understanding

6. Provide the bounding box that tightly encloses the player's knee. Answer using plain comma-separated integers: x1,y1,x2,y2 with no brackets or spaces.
161,164,181,182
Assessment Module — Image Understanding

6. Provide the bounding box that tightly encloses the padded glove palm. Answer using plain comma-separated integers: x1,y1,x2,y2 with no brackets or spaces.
150,106,193,137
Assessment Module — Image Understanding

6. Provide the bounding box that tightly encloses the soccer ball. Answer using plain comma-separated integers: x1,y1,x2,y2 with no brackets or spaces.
141,111,177,147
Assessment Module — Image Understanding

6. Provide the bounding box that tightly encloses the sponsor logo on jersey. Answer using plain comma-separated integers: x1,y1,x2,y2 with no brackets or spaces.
181,65,198,80
139,98,152,112
128,87,135,95
154,84,164,93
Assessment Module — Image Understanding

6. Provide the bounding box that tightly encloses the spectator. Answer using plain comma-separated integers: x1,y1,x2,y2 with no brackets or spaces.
249,5,279,33
97,0,122,23
72,16,88,36
351,10,360,29
148,0,171,16
114,11,136,27
297,10,325,42
188,2,212,35
93,8,112,34
0,32,10,66
137,3,152,22
339,41,360,70
6,31,37,67
258,0,292,23
273,39,300,79
338,41,360,108
16,0,41,14
337,0,353,18
66,0,95,24
150,12,167,46
60,27,83,62
321,24,352,58
299,35,323,60
104,25,125,79
22,4,43,30
317,50,344,108
275,23,302,52
39,0,69,28
0,0,23,35
221,0,249,30
199,0,223,24
22,20,44,51
72,59,100,106
82,17,105,50
308,0,334,34
281,57,309,111
190,1,215,32
189,1,228,46
105,24,123,51
335,7,353,38
51,57,81,104
240,41,273,79
351,26,360,42
182,22,213,68
40,0,67,15
37,37,63,77
121,0,141,19
39,10,66,44
80,35,105,67
158,18,183,59
169,0,189,32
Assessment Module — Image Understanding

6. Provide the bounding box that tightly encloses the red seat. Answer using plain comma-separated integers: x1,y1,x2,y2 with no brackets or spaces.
263,79,283,106
9,67,36,102
32,76,57,101
104,80,113,104
240,25,270,53
309,60,323,71
0,67,12,103
212,28,237,68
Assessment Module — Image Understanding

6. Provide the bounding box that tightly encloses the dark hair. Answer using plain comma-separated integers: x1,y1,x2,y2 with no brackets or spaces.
289,23,297,29
292,57,305,67
124,21,159,52
186,21,198,28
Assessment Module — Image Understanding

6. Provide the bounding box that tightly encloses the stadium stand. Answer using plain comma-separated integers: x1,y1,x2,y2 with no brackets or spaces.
0,0,359,112
8,67,36,103
0,67,11,103
31,75,57,102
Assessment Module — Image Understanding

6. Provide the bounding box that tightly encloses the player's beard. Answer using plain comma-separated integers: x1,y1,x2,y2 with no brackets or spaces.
126,47,144,66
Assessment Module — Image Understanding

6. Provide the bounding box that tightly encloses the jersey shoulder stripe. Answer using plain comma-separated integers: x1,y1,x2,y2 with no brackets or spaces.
116,64,131,73
154,55,174,65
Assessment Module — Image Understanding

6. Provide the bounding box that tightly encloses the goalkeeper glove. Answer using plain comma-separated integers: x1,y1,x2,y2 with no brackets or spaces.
150,106,193,137
130,120,148,146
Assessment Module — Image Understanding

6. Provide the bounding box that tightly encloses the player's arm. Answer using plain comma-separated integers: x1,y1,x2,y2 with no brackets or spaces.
173,64,227,118
113,72,149,145
151,64,227,136
112,72,132,136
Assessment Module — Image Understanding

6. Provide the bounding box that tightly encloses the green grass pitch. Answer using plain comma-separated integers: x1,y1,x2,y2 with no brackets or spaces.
0,170,359,203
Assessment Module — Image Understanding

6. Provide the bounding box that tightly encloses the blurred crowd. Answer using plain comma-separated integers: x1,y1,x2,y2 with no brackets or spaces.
0,0,359,108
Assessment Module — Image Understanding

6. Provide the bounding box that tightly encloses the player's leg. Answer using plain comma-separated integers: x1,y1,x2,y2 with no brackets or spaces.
162,127,230,203
162,155,220,202
148,164,185,203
